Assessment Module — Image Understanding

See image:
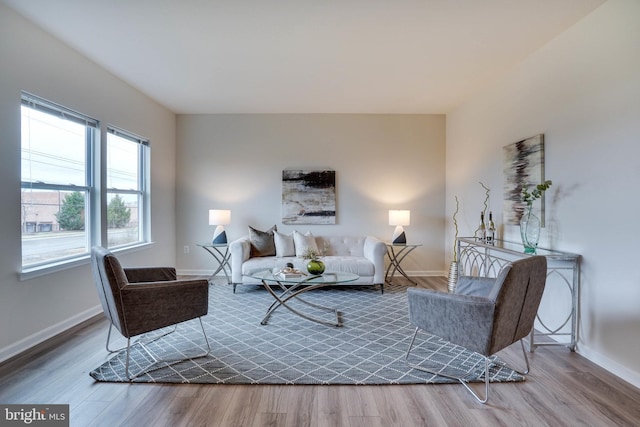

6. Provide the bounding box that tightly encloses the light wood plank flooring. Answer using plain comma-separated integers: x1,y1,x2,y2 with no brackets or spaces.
1,277,639,426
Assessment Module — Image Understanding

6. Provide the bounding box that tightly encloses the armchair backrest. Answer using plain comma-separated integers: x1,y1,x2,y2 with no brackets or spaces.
489,256,547,354
91,246,129,335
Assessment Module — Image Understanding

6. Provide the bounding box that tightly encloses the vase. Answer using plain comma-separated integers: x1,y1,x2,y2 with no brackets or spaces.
306,259,325,275
520,208,541,254
447,261,458,293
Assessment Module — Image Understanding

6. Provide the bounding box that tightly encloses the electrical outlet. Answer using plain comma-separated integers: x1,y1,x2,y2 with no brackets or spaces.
183,245,189,254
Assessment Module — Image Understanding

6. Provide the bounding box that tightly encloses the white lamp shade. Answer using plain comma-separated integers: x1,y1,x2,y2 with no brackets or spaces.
388,210,410,226
209,209,231,225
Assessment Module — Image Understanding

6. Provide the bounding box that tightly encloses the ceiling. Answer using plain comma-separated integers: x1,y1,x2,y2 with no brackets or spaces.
3,0,606,114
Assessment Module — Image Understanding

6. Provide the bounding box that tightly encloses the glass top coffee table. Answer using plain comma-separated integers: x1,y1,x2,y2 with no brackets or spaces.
248,270,359,327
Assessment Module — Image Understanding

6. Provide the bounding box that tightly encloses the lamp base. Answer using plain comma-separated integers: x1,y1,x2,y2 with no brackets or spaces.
212,226,227,245
392,226,406,244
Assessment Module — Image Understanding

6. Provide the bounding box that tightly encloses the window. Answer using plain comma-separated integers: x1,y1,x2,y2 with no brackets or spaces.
21,93,96,269
21,92,150,272
106,127,149,248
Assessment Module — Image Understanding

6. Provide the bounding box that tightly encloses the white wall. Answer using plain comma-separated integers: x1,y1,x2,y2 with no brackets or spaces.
446,0,640,387
0,4,177,361
175,114,446,276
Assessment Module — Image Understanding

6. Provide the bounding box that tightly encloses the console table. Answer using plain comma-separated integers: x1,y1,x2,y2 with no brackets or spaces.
456,237,580,352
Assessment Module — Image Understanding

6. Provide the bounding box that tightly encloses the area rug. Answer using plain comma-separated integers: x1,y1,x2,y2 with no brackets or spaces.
90,283,524,385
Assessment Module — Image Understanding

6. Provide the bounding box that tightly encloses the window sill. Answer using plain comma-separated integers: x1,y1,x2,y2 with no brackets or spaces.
19,242,155,281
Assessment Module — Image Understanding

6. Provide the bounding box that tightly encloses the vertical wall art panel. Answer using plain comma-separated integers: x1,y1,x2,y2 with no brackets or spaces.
503,134,545,226
282,170,336,224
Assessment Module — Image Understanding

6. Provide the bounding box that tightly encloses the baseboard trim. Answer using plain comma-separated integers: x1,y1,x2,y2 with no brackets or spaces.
0,305,103,364
577,344,640,389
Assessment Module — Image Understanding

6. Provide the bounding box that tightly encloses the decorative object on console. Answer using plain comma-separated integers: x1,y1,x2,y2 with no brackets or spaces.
448,196,460,293
519,180,552,254
209,209,231,245
282,169,336,225
475,182,491,241
389,210,410,244
503,134,546,226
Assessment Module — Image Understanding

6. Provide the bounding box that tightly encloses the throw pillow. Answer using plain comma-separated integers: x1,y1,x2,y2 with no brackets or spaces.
293,230,319,257
249,225,277,257
274,231,295,257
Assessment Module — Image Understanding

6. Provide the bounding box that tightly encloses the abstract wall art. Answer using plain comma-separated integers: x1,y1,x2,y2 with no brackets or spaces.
503,134,546,226
282,169,336,224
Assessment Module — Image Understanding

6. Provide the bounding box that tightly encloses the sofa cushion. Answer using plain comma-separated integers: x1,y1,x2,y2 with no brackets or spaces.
274,231,295,257
249,225,277,257
293,230,319,257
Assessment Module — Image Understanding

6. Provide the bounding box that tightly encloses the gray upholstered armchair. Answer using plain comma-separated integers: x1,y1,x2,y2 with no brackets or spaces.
405,256,547,403
91,246,211,380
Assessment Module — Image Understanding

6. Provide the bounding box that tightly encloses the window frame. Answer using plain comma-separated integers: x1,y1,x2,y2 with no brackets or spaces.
19,92,152,280
105,125,151,249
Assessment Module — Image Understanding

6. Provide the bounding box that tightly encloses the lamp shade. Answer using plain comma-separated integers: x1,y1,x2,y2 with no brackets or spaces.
388,210,410,226
209,209,231,225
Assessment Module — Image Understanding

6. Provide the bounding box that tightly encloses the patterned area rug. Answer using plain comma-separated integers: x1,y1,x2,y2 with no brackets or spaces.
90,282,524,385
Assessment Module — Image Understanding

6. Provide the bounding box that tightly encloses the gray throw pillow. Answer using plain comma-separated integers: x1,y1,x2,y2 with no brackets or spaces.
249,225,277,257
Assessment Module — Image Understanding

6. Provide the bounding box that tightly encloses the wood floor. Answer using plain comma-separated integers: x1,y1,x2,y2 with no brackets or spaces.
1,277,639,427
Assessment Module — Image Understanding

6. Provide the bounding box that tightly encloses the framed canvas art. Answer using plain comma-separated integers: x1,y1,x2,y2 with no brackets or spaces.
503,134,546,226
282,170,336,224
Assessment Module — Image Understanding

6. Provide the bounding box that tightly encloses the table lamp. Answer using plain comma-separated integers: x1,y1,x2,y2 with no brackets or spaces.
389,210,410,244
209,209,231,244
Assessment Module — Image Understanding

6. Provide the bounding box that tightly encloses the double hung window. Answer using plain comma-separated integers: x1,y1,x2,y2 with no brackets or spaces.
106,127,149,248
20,92,150,272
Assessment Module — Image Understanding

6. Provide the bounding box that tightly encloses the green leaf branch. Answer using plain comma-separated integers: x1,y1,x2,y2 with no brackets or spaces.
522,180,553,208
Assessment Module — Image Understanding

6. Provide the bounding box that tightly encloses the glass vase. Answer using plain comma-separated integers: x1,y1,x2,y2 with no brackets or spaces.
306,260,325,275
520,208,541,254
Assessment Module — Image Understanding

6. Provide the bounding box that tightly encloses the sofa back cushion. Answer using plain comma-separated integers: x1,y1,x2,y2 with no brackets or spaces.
315,236,366,257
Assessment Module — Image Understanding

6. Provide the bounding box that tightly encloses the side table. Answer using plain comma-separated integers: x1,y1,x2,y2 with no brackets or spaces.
385,243,422,285
197,243,232,285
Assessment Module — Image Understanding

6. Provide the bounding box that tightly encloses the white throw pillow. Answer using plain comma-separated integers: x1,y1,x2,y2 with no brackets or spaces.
293,230,319,257
274,231,295,257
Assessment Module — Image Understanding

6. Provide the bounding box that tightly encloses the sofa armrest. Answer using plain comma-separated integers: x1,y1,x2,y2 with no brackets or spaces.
229,236,251,283
364,236,387,284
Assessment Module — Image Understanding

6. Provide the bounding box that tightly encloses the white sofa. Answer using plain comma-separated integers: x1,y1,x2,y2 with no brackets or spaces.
229,234,387,293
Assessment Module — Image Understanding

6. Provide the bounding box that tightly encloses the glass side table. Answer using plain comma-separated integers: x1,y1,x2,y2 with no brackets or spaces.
384,243,422,285
197,243,232,285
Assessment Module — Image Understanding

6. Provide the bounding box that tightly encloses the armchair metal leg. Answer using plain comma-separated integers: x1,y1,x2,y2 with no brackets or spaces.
490,339,531,376
405,327,490,404
124,317,211,381
105,323,177,354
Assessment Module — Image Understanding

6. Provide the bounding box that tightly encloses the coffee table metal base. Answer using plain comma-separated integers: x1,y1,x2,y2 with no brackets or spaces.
260,276,342,327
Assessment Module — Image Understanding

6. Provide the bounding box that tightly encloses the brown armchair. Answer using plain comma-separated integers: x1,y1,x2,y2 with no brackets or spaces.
405,256,547,403
91,246,211,380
